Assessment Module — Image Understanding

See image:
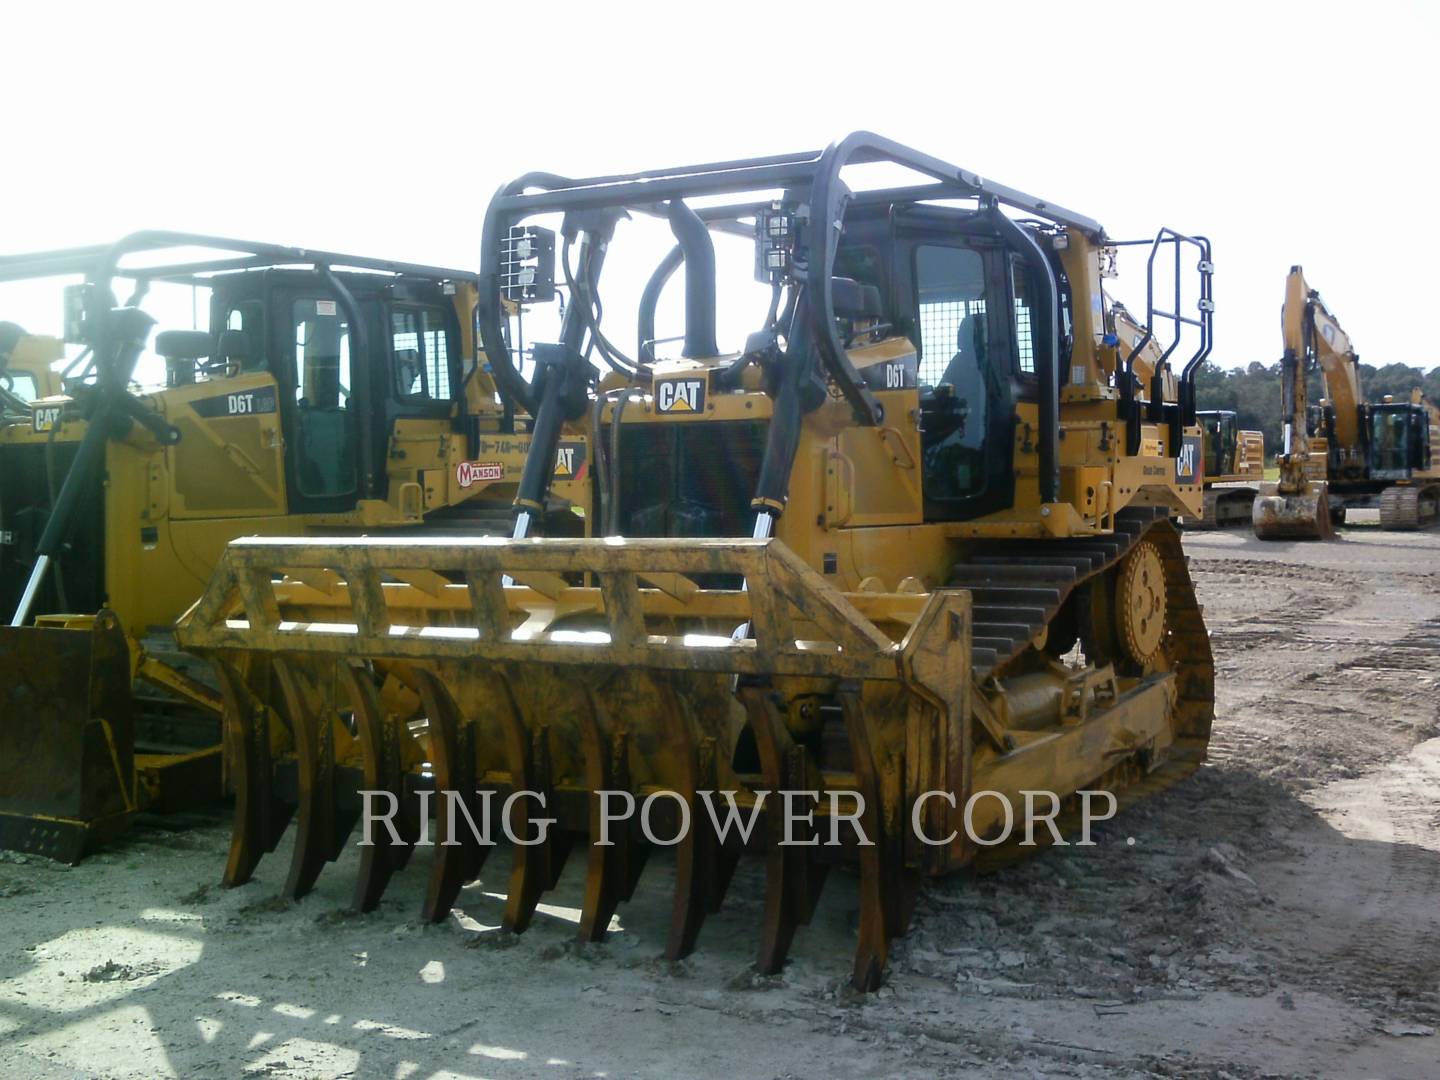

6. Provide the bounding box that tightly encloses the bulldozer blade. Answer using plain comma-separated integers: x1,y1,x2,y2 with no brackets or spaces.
0,611,137,863
1252,483,1334,541
176,535,973,988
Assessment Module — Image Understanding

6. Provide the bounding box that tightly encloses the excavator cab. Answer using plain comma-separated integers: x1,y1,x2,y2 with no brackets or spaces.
1366,402,1428,480
1199,410,1238,478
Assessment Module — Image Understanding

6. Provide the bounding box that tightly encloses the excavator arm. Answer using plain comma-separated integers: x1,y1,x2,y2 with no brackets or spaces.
1285,266,1363,457
1254,266,1346,539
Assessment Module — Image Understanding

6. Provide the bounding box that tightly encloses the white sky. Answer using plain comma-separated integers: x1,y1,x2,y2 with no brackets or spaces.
4,0,1436,378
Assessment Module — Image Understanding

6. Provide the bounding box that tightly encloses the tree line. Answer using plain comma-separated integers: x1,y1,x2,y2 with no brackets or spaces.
1193,361,1440,459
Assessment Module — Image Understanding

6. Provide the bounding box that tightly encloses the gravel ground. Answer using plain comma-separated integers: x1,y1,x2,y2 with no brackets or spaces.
1,523,1438,1079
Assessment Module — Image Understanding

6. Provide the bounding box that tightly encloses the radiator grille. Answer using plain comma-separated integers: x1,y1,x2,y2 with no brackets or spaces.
616,420,768,542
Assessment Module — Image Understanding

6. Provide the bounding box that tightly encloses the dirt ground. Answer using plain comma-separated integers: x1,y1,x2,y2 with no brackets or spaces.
2,522,1438,1079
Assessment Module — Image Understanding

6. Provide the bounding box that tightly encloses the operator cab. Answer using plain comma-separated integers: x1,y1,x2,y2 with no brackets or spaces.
198,270,467,514
1366,401,1430,480
1197,410,1238,478
834,204,1061,521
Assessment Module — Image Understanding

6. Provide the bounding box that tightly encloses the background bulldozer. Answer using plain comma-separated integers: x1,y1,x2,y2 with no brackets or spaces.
0,233,584,862
178,134,1216,989
1254,265,1440,539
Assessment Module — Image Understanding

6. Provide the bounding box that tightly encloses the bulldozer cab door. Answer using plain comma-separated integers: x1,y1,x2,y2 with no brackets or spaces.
899,213,1024,520
284,292,360,512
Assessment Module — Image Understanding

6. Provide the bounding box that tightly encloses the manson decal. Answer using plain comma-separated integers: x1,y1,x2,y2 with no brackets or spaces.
461,439,589,487
190,384,279,419
456,460,506,488
654,374,707,414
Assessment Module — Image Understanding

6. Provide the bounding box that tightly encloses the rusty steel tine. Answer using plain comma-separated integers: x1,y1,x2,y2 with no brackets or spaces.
839,688,891,992
342,660,410,913
499,685,570,933
785,744,830,928
419,667,488,921
215,655,291,887
698,736,739,915
577,689,632,943
742,687,805,975
655,680,711,960
275,658,339,900
748,694,829,979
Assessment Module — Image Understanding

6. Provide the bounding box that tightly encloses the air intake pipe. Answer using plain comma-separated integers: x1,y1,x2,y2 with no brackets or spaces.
665,200,718,359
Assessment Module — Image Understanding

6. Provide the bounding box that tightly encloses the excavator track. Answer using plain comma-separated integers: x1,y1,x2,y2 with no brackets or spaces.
1378,483,1440,530
1181,486,1257,530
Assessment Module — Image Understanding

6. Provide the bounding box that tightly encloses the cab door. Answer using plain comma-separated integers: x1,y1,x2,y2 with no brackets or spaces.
282,292,361,514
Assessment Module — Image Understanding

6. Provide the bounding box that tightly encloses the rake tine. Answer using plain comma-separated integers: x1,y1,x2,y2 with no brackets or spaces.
274,658,342,900
658,682,708,961
343,660,410,913
698,737,739,916
419,667,488,921
216,656,291,887
743,687,822,975
499,686,568,934
839,689,890,992
577,692,640,943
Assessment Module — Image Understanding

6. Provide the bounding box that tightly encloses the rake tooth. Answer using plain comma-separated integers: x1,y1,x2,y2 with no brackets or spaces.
419,667,489,921
659,683,708,961
275,658,344,900
578,696,646,943
743,688,828,975
839,690,917,992
499,689,569,934
344,660,412,913
215,656,292,887
697,737,740,917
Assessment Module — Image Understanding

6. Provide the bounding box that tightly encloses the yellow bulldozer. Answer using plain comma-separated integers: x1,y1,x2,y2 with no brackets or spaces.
0,232,585,862
176,134,1216,989
1254,266,1440,538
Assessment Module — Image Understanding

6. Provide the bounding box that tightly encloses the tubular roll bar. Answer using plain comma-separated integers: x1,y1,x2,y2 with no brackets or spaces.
476,132,1105,507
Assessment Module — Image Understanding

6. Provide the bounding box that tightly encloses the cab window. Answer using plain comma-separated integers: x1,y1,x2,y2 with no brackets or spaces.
914,245,987,388
391,306,452,401
1010,257,1036,376
224,301,266,371
1,371,39,402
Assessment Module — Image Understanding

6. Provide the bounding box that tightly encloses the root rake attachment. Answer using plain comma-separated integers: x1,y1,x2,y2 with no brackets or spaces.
176,535,973,989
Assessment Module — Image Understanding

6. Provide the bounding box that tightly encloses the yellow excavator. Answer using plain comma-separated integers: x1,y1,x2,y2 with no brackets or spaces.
1254,266,1440,538
0,233,584,862
177,134,1215,989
